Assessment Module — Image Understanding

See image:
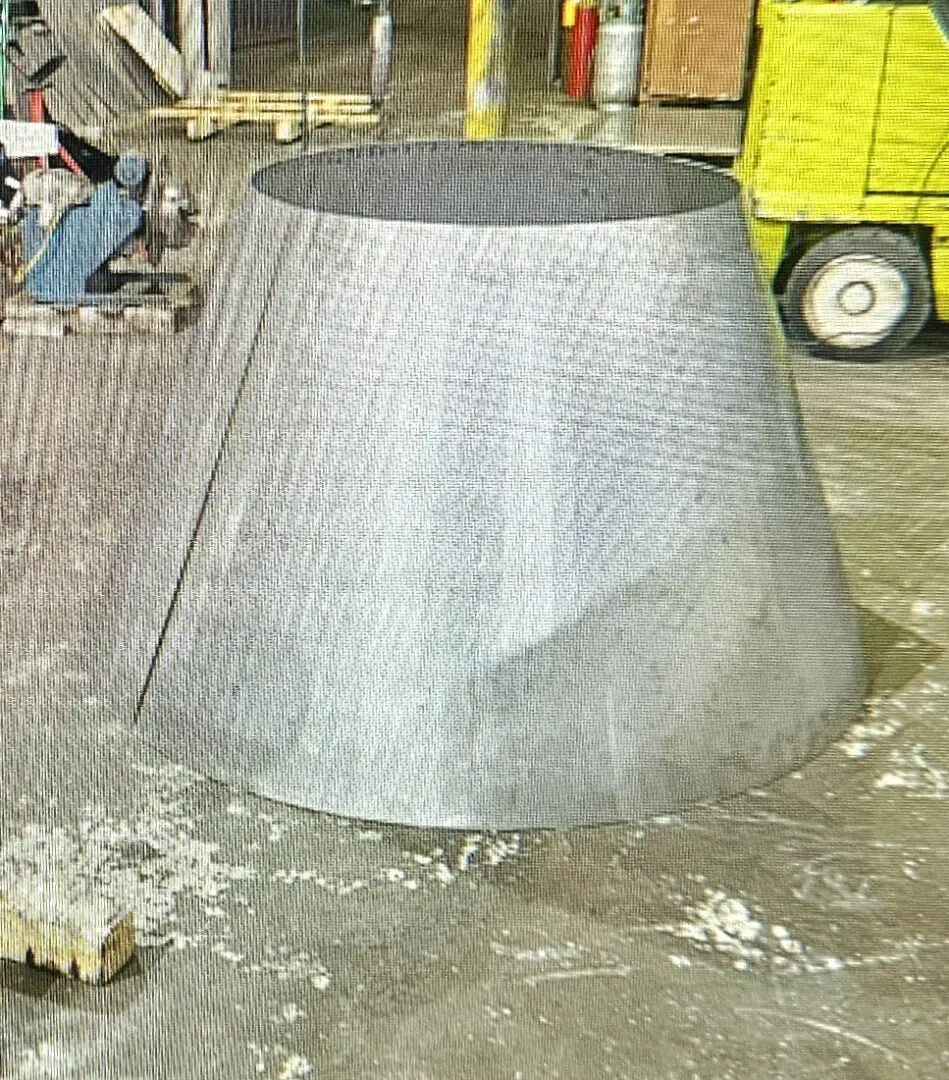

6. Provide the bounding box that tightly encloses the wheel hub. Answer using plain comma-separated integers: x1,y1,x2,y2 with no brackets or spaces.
837,280,874,316
803,253,910,349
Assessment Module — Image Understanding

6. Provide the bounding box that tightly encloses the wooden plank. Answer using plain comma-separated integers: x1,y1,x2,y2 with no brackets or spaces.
155,108,380,126
178,0,209,99
170,94,374,110
3,314,67,337
274,118,304,143
206,0,232,89
186,114,227,140
99,3,185,98
152,102,374,117
219,91,373,103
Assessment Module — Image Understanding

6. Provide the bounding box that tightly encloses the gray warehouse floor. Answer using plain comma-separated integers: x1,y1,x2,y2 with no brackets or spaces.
2,3,949,1077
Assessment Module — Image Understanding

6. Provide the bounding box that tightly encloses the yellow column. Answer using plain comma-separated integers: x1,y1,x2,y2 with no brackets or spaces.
465,0,515,140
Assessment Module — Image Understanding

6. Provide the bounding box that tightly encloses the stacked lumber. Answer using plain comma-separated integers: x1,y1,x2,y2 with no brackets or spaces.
152,91,379,143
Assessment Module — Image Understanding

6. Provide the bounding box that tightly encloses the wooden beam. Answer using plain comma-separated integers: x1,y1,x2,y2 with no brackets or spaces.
149,0,166,36
99,4,185,98
213,91,372,103
178,0,210,100
153,103,379,122
205,0,232,89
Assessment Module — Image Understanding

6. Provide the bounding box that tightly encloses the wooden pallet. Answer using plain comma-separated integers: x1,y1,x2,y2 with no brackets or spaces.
151,90,380,143
2,287,194,337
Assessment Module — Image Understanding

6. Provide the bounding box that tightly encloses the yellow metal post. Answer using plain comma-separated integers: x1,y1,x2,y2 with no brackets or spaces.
465,0,514,139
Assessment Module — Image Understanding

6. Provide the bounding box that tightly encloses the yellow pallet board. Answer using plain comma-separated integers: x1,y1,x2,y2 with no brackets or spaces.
150,89,379,141
215,91,372,103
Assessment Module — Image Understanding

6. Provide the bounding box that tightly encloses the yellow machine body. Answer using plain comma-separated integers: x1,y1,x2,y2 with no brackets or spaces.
736,0,949,321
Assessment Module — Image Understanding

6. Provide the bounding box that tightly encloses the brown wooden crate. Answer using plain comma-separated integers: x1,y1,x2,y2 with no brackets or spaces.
640,0,755,101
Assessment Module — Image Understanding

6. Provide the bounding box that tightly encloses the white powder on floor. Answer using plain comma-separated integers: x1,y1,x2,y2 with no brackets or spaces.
837,694,904,759
211,942,331,991
6,1043,88,1080
662,889,846,974
489,940,584,965
248,1044,314,1079
272,832,522,899
0,763,256,948
875,744,949,798
270,1002,307,1026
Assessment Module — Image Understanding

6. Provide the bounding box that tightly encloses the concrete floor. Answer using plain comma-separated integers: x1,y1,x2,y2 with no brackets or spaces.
2,4,949,1078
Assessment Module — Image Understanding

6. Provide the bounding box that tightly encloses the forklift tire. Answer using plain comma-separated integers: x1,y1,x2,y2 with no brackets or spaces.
783,228,932,361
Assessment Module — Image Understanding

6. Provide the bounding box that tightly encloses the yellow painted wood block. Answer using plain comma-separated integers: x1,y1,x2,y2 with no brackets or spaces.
0,880,135,985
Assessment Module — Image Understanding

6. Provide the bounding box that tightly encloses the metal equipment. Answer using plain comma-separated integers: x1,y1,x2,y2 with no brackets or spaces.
368,0,394,106
0,3,196,328
592,2,643,109
13,145,192,305
101,142,865,830
0,120,195,326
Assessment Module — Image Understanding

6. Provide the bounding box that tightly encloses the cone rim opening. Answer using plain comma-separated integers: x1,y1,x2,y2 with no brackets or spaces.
251,140,736,227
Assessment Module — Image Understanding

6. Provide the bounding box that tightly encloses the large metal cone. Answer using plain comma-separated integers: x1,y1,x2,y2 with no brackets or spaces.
103,142,865,828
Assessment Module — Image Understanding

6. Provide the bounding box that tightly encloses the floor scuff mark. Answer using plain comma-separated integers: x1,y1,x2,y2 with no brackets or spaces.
735,1007,909,1066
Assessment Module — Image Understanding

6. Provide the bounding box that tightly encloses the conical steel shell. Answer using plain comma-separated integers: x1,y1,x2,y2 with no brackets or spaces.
108,142,865,828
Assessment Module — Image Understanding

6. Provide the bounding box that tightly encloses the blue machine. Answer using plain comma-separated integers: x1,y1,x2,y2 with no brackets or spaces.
18,152,149,305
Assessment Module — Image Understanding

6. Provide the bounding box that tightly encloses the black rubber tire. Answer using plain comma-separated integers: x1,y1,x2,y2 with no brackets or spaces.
783,228,932,362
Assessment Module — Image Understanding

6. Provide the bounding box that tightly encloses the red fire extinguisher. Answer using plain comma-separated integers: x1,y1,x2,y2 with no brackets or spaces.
567,1,599,101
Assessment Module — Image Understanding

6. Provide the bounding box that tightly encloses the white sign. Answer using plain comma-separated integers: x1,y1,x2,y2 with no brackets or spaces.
0,120,60,160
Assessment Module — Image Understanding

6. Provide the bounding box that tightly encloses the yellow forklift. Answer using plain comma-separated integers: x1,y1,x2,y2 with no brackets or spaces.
736,0,949,359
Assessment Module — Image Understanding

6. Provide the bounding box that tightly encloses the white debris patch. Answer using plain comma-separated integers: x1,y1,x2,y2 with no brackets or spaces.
226,801,293,843
7,1043,87,1079
213,943,331,991
0,763,256,947
270,1002,307,1026
270,833,521,899
837,696,904,759
669,891,766,970
375,831,521,891
248,1044,314,1079
875,745,949,798
662,890,845,974
271,869,370,896
454,832,522,870
910,599,940,619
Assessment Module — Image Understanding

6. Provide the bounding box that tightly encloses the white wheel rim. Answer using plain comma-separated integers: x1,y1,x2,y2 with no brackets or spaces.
802,253,911,349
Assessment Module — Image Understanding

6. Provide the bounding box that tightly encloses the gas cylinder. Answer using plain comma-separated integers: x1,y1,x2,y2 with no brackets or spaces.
592,3,642,109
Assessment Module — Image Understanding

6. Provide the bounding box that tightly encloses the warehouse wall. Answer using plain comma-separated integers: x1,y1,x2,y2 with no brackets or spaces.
231,0,298,49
